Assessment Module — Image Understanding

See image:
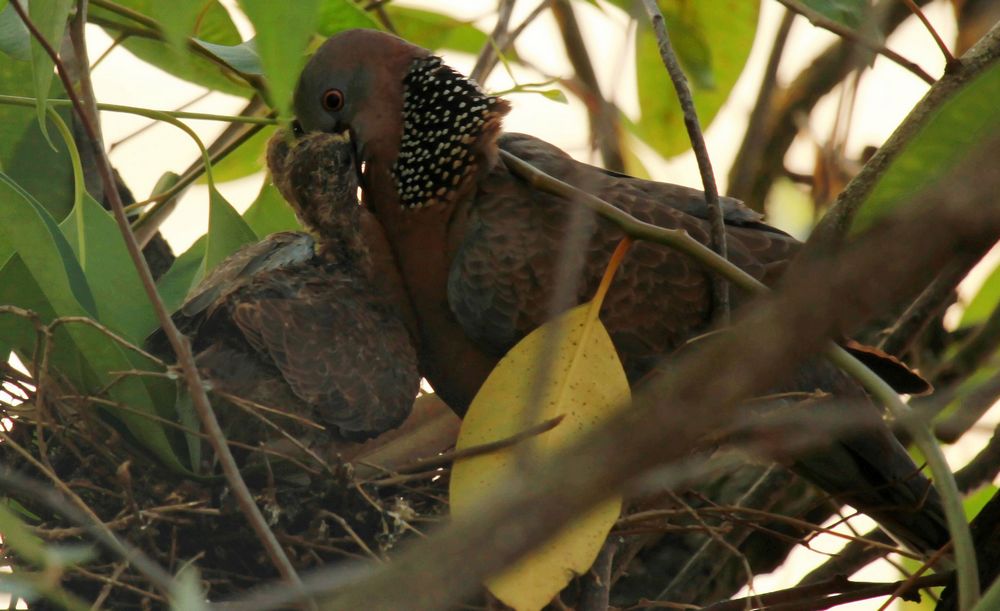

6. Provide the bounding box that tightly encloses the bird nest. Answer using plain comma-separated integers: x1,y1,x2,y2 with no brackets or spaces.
0,360,458,608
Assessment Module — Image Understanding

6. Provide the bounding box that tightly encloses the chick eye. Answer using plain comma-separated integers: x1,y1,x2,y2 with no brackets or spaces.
321,88,345,112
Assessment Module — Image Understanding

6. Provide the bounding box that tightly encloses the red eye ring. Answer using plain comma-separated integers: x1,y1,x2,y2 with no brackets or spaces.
322,88,345,112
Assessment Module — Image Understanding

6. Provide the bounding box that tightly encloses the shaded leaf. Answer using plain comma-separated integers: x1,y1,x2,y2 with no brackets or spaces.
60,194,155,342
202,188,258,274
172,565,208,611
0,255,85,382
27,0,73,146
0,1,30,60
631,0,758,158
90,0,253,96
193,37,263,76
451,303,630,611
0,172,183,469
315,0,379,35
386,6,489,55
0,503,47,566
0,171,98,317
800,0,868,29
851,64,1000,232
243,180,302,236
156,235,206,314
148,0,204,56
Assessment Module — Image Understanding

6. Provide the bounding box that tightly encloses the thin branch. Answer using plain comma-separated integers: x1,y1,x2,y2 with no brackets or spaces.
640,0,729,323
728,9,795,201
378,414,564,476
10,0,305,596
902,0,955,63
551,0,625,172
471,0,517,83
878,253,979,357
778,0,935,85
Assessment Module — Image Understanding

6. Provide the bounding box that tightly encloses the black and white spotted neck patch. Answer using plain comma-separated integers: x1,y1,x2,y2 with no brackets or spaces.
393,56,504,209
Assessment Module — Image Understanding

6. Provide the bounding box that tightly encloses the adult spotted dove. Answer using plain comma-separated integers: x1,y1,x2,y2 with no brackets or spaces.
290,29,948,553
151,133,418,444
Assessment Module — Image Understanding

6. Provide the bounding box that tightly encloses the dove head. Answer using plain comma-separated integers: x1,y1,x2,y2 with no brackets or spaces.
293,29,510,214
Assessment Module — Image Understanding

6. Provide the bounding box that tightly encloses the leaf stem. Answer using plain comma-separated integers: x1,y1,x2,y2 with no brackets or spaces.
902,0,955,64
0,94,277,124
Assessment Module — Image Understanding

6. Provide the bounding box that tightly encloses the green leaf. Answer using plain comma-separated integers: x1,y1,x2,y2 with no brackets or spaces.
156,235,206,314
172,565,208,611
27,0,73,146
59,194,156,342
238,0,320,117
799,0,868,29
197,125,275,184
148,0,204,56
0,1,31,61
0,503,47,566
243,180,302,236
90,0,254,96
632,0,758,158
0,171,98,317
385,7,489,55
0,172,183,469
315,0,379,35
0,255,85,382
0,59,73,220
959,260,1000,329
851,64,1000,232
202,188,258,274
192,37,264,76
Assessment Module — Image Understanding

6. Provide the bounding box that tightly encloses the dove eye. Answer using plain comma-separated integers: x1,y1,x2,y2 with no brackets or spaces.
321,88,345,112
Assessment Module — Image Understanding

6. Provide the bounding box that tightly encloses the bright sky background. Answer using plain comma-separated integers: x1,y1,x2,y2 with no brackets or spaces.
6,1,996,608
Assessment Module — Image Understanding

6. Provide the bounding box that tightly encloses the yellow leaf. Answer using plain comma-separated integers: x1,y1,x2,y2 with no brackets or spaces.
450,301,631,611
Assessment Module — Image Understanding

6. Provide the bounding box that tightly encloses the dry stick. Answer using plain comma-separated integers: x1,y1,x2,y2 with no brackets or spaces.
877,541,955,611
640,0,729,323
778,0,936,85
380,414,565,475
9,0,305,595
902,0,956,64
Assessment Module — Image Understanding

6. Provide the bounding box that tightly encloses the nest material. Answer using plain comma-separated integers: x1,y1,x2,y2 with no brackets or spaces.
0,367,453,608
